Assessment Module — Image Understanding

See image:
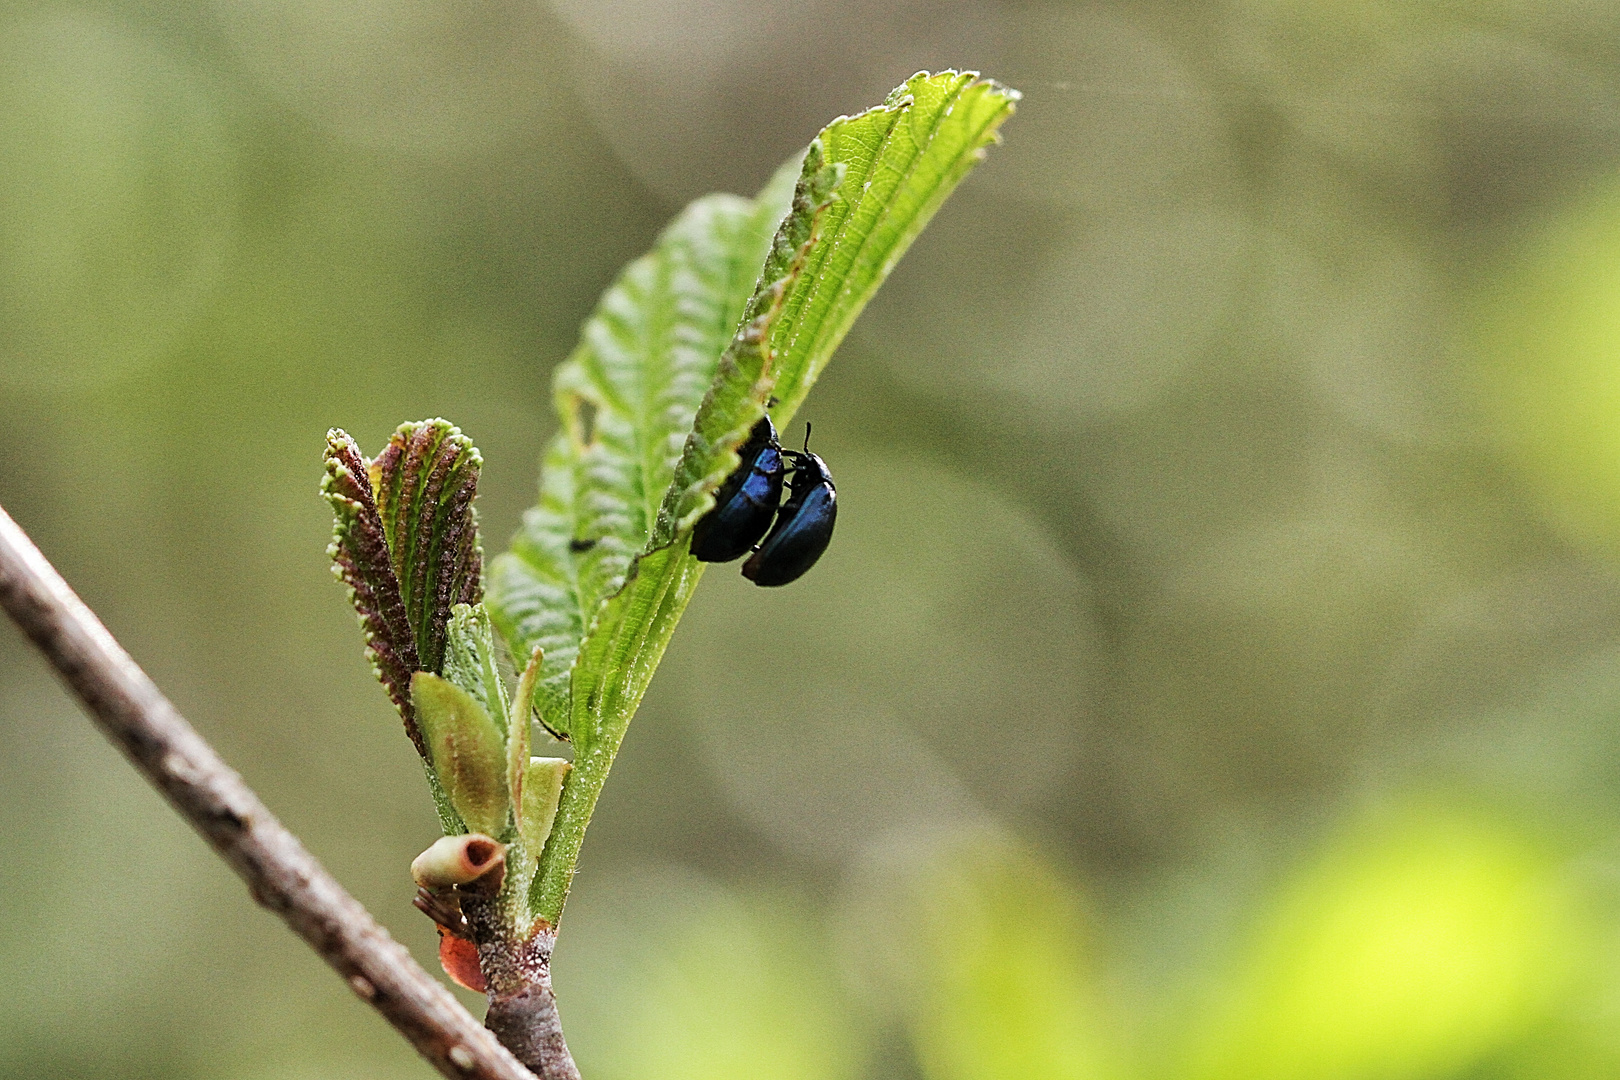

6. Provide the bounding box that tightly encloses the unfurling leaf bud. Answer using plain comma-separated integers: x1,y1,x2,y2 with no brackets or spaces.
507,646,543,825
520,757,570,854
323,430,424,754
323,420,483,759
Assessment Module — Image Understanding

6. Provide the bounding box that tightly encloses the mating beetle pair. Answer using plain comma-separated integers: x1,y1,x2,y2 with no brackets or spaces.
691,416,837,586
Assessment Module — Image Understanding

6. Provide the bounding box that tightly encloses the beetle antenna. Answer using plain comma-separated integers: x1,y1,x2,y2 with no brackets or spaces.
803,422,813,454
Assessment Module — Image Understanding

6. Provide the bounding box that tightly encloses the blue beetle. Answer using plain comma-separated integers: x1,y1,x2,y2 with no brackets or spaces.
690,416,786,563
743,425,837,587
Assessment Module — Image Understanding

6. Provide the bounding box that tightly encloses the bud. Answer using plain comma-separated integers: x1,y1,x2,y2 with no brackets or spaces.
521,758,570,852
411,833,507,890
412,672,509,836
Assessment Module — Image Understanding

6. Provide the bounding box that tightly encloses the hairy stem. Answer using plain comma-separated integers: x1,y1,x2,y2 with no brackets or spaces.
0,503,538,1080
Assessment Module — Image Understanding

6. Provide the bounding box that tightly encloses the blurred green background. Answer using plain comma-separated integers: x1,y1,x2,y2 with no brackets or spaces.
9,1,1620,1077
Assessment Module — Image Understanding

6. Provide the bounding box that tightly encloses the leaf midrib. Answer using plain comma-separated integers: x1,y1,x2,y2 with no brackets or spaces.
781,77,976,408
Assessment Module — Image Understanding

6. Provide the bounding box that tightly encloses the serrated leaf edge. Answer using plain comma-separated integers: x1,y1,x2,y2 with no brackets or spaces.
323,428,427,757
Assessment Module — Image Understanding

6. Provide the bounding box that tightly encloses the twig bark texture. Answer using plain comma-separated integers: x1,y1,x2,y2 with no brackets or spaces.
0,504,538,1080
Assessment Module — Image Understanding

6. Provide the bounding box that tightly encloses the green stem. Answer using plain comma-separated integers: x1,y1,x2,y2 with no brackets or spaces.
529,547,706,924
530,743,614,924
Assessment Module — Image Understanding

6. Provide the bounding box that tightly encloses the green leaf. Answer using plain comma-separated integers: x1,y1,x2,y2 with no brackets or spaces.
488,71,1018,924
412,672,510,837
665,70,1021,534
488,177,797,742
441,602,511,737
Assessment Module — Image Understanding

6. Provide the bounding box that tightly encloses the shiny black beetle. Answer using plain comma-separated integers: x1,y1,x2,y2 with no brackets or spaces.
690,416,786,563
742,425,837,587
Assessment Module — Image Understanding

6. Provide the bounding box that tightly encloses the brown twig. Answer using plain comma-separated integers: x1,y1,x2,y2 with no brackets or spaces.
464,905,579,1080
0,504,539,1080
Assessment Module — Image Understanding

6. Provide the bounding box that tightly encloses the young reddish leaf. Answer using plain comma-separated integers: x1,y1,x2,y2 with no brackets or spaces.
437,928,487,992
323,428,425,755
324,420,485,765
